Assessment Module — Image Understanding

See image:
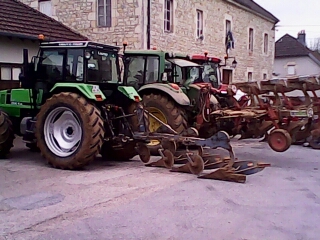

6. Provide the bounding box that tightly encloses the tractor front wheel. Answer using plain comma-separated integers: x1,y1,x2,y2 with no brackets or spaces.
35,92,104,169
0,110,14,158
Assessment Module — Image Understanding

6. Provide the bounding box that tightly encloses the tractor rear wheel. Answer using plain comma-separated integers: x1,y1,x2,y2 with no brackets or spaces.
268,129,292,152
0,110,14,158
35,92,104,169
142,93,187,155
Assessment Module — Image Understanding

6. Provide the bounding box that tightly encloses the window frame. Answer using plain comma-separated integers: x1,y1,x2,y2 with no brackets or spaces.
287,65,296,75
196,9,203,39
263,33,269,54
164,0,173,33
263,73,267,80
248,71,253,82
38,0,52,17
226,20,231,34
97,0,112,28
248,28,254,52
0,63,23,81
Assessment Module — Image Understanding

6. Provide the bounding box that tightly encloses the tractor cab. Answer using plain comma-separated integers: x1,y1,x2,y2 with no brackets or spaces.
20,40,121,105
122,49,202,90
189,54,222,89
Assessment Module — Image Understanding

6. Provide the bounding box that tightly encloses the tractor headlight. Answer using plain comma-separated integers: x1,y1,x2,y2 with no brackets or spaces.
307,107,314,118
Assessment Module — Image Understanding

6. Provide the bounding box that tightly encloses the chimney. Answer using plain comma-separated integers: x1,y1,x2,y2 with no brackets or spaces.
297,30,306,46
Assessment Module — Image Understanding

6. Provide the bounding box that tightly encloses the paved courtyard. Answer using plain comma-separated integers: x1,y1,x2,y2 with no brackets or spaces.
1,137,320,240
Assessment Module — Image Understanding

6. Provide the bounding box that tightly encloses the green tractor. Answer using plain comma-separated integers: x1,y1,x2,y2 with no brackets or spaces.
0,40,147,169
121,47,239,154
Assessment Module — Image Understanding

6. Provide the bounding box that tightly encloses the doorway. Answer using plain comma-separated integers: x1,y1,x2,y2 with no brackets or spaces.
222,69,233,84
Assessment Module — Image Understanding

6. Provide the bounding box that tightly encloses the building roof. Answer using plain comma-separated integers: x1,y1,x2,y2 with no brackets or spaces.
0,0,88,41
232,0,279,23
275,34,320,65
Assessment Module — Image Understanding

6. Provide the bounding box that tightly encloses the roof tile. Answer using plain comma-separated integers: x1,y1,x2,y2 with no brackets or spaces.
0,0,88,41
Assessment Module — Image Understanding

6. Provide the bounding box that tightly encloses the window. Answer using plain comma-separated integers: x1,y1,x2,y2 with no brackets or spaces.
263,73,267,80
264,33,268,54
164,0,173,32
146,57,159,84
66,49,84,82
87,50,118,82
125,56,160,87
0,65,22,81
248,28,254,52
287,65,295,75
226,20,231,34
248,72,253,82
39,0,52,17
97,0,112,27
196,10,203,38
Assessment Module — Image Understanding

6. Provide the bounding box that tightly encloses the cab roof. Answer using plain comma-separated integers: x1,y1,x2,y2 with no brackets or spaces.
40,41,120,51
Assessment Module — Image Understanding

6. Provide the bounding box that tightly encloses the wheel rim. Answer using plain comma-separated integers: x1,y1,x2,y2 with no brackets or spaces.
44,107,82,157
269,132,288,152
147,107,167,132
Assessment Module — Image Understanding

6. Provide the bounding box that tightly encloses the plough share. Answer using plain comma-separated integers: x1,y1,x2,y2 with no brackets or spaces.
130,106,270,183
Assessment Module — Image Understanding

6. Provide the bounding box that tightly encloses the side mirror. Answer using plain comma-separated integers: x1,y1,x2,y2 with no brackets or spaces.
19,63,35,89
161,72,168,82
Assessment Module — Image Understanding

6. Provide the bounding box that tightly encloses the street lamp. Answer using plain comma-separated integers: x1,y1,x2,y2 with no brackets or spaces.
231,59,237,68
219,56,237,68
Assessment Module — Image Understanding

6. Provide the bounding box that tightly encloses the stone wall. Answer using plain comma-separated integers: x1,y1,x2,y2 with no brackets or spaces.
150,0,276,82
20,0,145,49
20,0,277,82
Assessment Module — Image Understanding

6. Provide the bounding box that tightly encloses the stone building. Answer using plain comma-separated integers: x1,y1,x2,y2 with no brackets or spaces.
20,0,279,83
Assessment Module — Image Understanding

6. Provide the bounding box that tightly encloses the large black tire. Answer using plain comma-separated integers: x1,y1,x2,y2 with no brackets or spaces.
141,93,188,155
142,93,187,134
0,110,15,158
35,92,104,169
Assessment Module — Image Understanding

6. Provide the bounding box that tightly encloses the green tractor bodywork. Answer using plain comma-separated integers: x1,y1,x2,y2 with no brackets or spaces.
0,83,107,117
0,40,144,169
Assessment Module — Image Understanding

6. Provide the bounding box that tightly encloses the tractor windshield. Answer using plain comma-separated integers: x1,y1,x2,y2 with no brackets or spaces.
86,48,119,83
36,48,119,84
201,62,220,88
164,59,201,85
124,55,160,88
37,48,85,83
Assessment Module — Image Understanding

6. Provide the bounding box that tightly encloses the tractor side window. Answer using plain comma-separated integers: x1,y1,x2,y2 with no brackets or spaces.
202,63,218,87
40,50,64,82
66,49,84,82
145,56,159,84
173,66,183,84
87,50,118,83
127,56,145,87
189,67,200,82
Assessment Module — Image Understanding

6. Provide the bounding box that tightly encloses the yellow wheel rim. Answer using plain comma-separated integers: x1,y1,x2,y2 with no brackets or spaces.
147,107,168,132
147,107,168,146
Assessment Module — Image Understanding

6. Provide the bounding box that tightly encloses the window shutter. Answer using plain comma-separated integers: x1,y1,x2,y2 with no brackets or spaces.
39,1,52,17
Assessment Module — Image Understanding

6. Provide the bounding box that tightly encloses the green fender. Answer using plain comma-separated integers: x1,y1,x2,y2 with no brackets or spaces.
118,86,142,101
138,83,190,106
50,83,106,101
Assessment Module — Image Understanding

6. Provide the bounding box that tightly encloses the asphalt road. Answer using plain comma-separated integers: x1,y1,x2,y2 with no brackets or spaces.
1,137,320,240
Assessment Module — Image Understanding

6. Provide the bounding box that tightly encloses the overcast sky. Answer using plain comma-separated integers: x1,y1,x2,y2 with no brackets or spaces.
254,0,320,47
